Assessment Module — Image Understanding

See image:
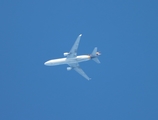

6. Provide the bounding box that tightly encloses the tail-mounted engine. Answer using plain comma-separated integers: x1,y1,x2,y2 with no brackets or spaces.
96,52,101,56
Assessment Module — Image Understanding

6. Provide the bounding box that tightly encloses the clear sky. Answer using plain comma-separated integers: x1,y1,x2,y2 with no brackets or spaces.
0,0,158,120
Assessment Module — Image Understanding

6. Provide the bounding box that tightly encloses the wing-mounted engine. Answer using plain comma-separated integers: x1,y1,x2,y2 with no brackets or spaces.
67,67,72,71
63,52,70,56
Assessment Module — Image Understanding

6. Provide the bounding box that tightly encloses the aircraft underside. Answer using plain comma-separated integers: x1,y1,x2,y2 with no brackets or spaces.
44,34,100,80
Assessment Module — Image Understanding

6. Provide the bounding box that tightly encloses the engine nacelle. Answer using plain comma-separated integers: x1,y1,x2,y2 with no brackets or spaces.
67,67,72,71
63,52,69,56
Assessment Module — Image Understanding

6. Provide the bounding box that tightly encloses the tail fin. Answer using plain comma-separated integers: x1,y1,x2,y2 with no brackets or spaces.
91,47,101,64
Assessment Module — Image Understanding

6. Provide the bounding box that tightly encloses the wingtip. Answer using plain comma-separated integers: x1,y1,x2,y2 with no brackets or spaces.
88,78,91,80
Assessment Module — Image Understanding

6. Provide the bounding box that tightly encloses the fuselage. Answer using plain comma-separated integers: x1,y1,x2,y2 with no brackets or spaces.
44,55,91,66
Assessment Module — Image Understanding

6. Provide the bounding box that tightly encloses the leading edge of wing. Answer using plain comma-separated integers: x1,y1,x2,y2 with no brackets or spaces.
67,34,82,58
68,63,91,80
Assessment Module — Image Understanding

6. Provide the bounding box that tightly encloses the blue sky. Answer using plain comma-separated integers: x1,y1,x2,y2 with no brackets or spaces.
0,0,158,120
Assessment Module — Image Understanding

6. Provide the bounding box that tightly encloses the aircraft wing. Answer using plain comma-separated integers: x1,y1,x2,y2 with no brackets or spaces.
67,34,82,58
68,63,91,80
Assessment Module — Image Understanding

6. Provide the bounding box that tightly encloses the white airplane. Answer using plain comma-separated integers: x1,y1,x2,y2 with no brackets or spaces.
44,34,101,80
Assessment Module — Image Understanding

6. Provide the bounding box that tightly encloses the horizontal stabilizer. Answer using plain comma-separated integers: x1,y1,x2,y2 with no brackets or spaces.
91,47,98,56
92,58,100,64
91,47,101,63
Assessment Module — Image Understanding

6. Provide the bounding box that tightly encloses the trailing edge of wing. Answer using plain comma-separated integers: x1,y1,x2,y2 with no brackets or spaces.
74,67,91,80
67,34,82,58
68,63,91,80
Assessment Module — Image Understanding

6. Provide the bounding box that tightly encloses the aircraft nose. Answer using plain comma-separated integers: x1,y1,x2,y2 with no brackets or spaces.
44,61,48,66
44,60,53,66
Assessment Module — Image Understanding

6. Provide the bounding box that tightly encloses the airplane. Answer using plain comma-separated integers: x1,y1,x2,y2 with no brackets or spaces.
44,34,101,80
